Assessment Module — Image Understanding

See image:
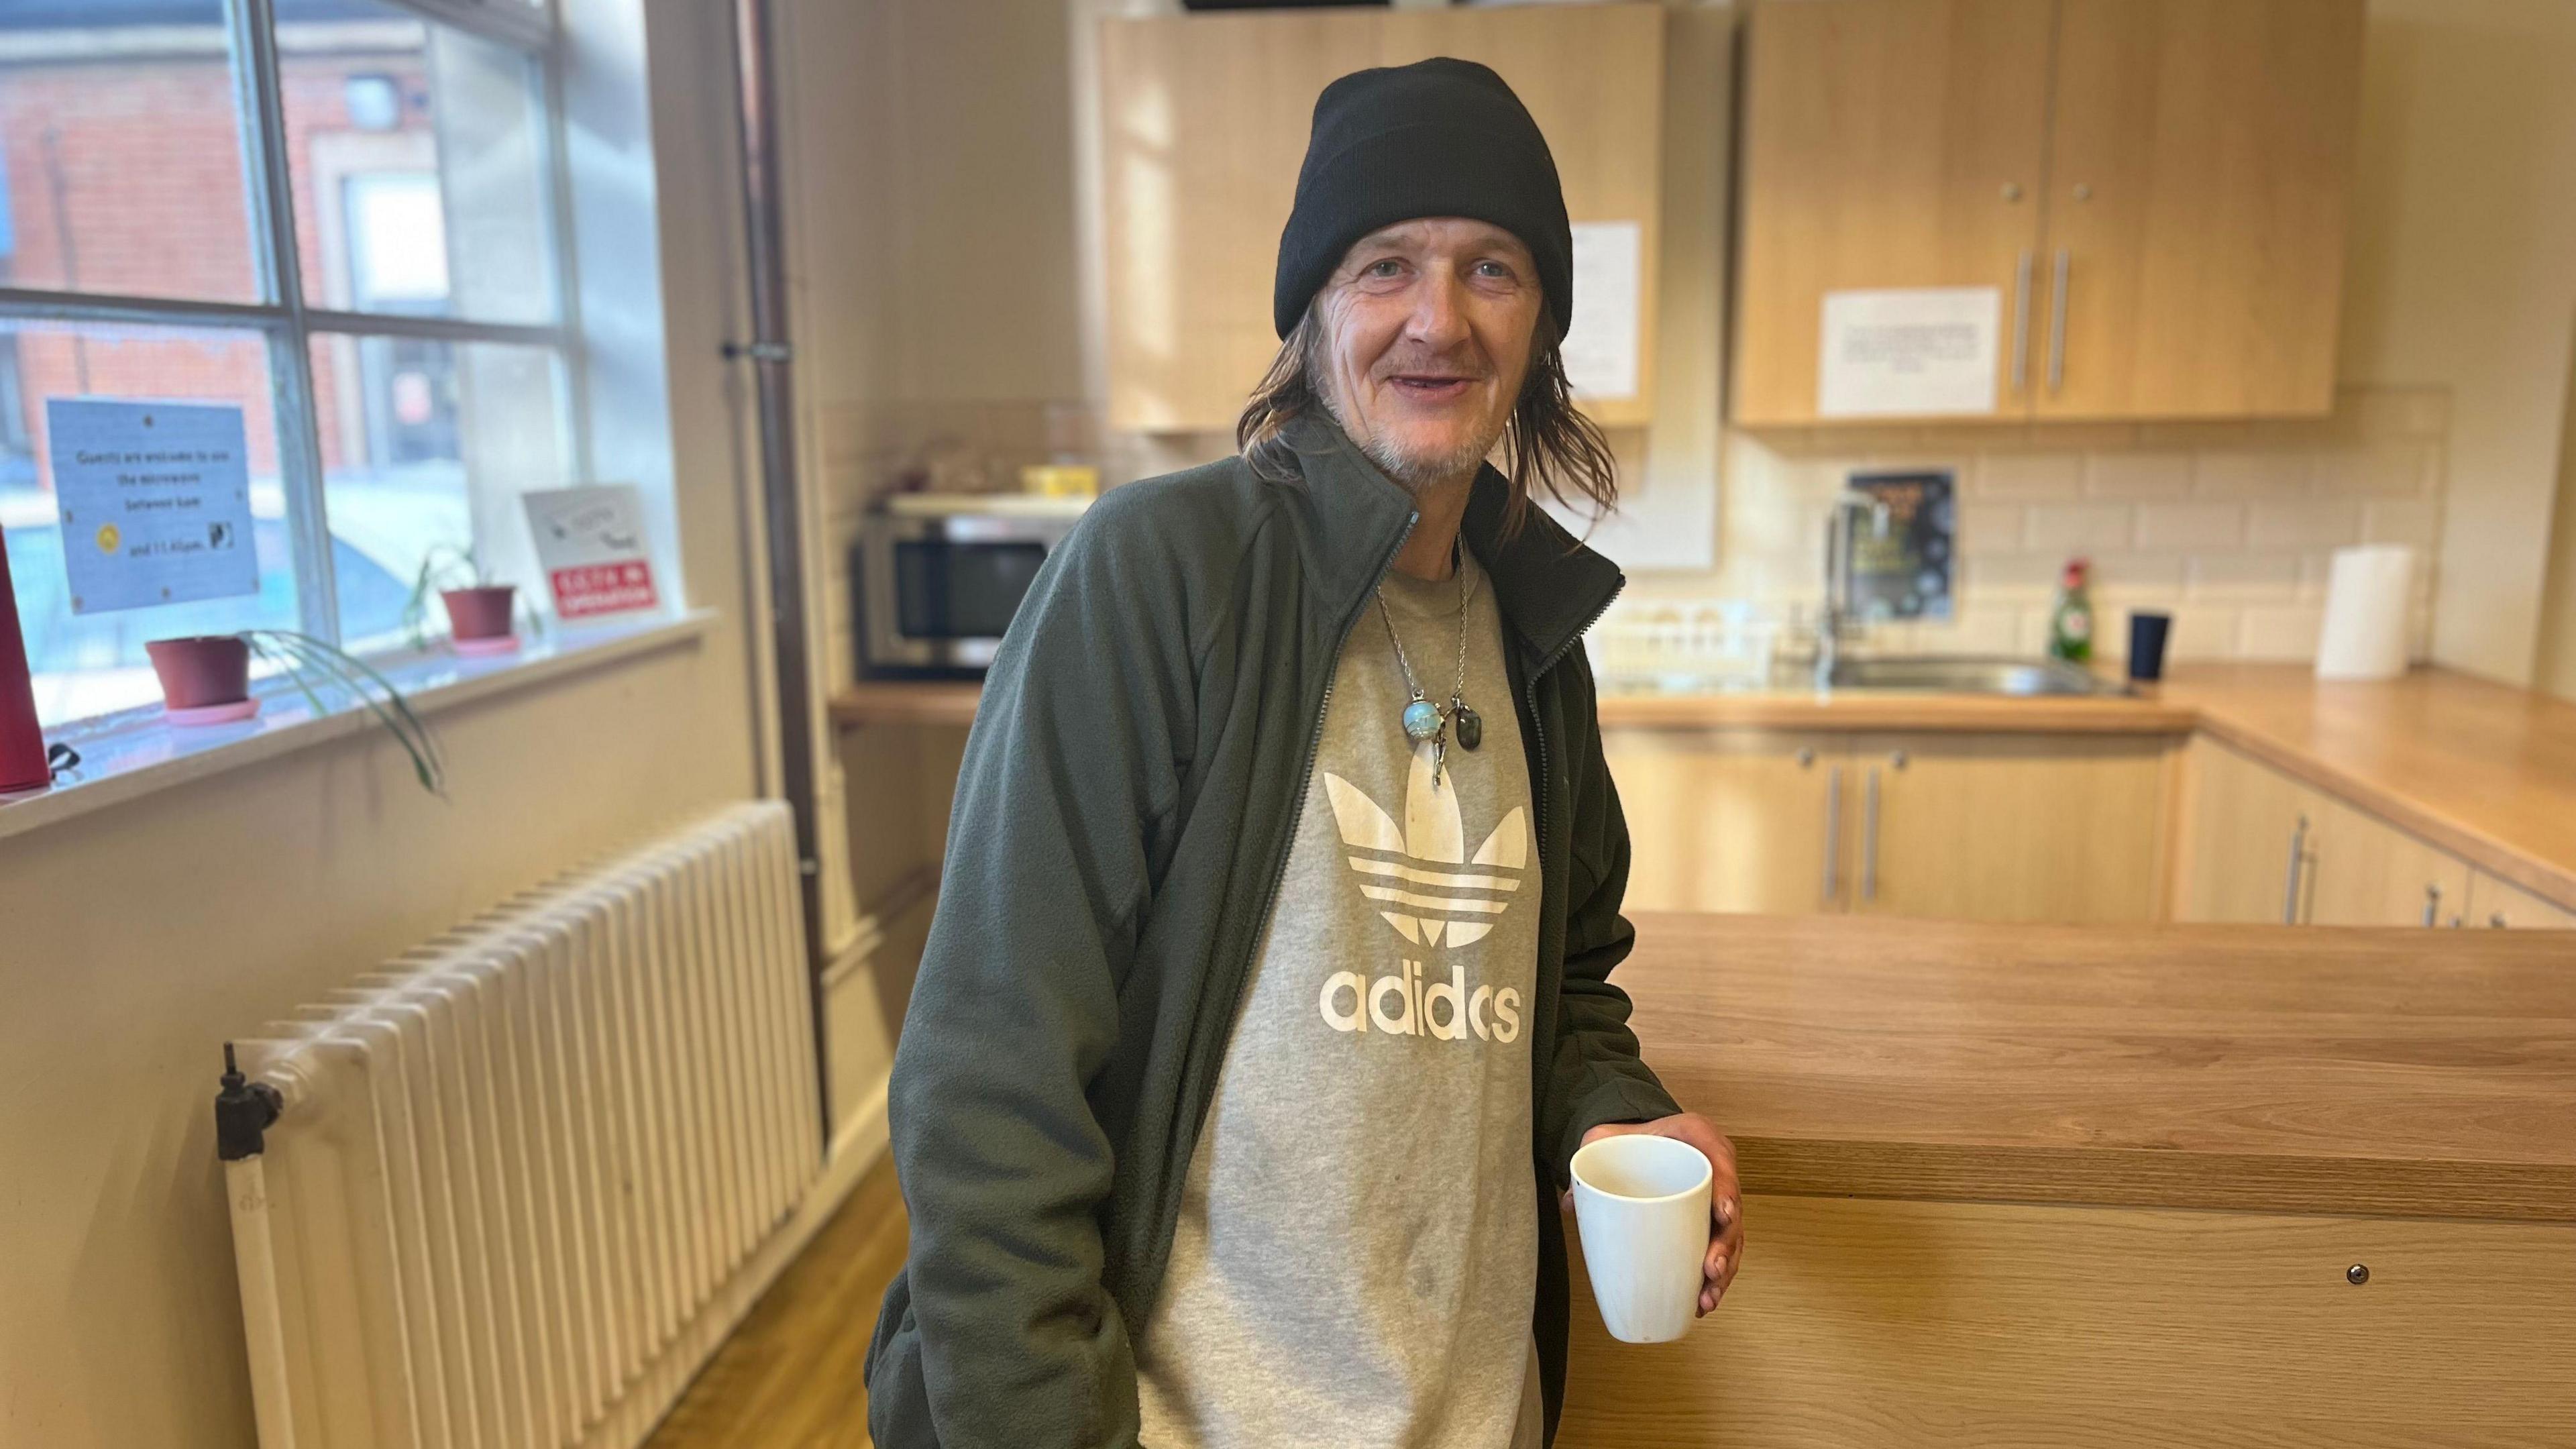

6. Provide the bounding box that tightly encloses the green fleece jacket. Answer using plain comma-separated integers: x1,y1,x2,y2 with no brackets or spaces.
865,418,1681,1446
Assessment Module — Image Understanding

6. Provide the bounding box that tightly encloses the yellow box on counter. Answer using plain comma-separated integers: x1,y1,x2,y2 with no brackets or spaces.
1018,464,1098,499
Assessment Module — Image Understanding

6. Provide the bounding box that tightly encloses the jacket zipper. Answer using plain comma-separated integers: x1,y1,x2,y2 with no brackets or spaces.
1254,508,1416,969
1521,574,1624,1169
1159,508,1418,1244
1521,576,1624,853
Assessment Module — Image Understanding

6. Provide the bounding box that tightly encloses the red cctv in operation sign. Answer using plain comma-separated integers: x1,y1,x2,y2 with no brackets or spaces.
523,484,661,621
551,560,659,618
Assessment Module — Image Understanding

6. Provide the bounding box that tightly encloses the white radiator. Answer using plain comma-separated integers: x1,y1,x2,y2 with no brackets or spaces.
219,801,822,1449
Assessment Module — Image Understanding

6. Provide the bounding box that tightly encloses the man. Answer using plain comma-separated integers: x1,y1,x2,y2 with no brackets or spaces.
867,58,1741,1448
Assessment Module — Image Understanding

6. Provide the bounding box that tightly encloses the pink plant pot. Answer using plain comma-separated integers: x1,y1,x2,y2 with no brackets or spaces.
146,635,252,710
441,585,517,642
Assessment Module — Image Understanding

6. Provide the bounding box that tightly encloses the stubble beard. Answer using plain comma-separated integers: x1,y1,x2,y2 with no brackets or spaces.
1354,417,1507,496
1316,353,1513,494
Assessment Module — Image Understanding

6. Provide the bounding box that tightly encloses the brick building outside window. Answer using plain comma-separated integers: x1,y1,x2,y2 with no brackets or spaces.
0,0,576,725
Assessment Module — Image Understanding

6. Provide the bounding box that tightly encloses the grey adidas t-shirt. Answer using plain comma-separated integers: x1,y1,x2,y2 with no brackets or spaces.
1136,549,1543,1448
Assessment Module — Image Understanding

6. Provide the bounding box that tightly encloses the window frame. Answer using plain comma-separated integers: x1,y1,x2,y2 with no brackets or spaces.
0,0,585,656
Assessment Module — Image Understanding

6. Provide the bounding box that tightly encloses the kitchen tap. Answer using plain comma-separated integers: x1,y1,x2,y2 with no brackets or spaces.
1815,491,1892,690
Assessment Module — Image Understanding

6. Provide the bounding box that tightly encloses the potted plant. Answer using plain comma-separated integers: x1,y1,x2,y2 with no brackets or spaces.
145,634,256,724
144,629,445,796
407,545,527,656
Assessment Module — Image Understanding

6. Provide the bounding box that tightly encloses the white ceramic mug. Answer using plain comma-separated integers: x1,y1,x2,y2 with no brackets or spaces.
1570,1133,1713,1344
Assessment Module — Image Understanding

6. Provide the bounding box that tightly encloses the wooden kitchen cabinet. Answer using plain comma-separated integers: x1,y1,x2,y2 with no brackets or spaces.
1567,1195,2576,1448
1607,728,2166,922
1607,729,1841,914
1098,4,1664,434
2177,737,2313,923
1733,0,2361,426
2039,0,2362,419
2465,869,2576,930
1731,0,2055,425
2181,736,2488,927
1848,732,2167,923
2302,793,2475,928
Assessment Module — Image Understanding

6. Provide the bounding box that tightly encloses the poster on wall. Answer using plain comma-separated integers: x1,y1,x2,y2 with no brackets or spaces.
1817,287,2000,418
1562,219,1643,400
523,484,661,620
1843,469,1955,621
46,398,258,614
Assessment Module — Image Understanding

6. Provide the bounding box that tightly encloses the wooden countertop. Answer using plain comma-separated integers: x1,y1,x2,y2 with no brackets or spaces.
1595,684,2198,734
833,678,983,729
1597,663,2576,907
826,676,2197,734
2161,665,2576,908
1622,911,2576,1223
832,662,2576,905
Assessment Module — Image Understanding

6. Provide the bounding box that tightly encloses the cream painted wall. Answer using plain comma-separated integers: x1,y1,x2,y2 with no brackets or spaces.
769,0,1089,1114
783,0,1084,417
0,2,771,1444
2338,0,2576,686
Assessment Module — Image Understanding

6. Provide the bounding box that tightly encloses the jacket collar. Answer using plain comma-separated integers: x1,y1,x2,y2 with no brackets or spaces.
1279,414,1625,668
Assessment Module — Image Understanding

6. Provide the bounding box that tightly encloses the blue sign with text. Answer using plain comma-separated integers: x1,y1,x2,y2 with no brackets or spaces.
48,398,259,615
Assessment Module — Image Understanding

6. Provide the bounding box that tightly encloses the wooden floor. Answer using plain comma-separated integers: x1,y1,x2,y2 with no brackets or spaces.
646,1158,910,1449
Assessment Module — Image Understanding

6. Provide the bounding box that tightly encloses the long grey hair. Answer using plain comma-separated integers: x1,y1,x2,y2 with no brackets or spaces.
1235,303,1618,540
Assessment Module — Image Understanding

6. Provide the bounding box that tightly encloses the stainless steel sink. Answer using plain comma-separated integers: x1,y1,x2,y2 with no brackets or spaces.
1819,655,2124,697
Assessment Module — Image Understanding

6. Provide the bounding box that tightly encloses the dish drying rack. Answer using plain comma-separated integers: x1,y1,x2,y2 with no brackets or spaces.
1587,600,1786,693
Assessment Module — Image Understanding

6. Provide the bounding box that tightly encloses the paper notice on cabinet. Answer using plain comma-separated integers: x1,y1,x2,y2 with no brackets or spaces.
1562,220,1643,400
1817,286,2000,417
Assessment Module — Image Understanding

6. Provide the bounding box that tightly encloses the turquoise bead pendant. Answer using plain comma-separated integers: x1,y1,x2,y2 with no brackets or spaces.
1401,698,1443,743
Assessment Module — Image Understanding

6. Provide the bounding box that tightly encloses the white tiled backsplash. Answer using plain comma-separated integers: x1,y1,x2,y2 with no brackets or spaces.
820,386,2447,682
1624,385,2448,664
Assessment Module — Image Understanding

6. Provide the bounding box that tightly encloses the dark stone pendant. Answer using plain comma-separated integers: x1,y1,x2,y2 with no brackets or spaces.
1454,702,1483,751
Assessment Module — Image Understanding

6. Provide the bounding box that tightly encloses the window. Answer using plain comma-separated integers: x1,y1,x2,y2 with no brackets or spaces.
0,0,581,726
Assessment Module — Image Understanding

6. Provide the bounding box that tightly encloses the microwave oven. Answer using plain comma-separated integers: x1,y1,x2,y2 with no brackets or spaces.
855,494,1089,676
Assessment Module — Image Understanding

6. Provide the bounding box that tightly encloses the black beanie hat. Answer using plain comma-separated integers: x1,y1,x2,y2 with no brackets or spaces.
1273,57,1572,341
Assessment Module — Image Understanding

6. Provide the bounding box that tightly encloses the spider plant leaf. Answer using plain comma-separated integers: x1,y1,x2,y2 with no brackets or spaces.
243,631,335,721
250,630,447,796
281,633,445,790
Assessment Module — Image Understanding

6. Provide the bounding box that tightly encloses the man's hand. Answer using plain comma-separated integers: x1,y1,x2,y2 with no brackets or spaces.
1572,1115,1742,1316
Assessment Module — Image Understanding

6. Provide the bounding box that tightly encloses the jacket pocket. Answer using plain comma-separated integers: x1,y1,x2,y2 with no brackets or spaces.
866,1270,938,1446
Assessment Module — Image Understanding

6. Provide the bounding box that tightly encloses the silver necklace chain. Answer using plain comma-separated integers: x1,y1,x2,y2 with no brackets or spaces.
1374,547,1475,777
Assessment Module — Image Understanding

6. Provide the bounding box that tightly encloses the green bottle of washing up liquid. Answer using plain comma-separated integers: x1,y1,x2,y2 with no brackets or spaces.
2049,557,2095,664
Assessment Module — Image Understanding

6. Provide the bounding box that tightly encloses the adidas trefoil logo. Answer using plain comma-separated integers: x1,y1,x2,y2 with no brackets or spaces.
1322,744,1528,951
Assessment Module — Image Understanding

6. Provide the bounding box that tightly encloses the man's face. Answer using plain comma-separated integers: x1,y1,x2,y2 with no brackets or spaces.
1312,217,1544,490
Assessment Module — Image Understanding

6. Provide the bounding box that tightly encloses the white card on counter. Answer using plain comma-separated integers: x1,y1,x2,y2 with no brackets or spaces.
1817,286,2000,418
1562,220,1643,400
48,398,258,614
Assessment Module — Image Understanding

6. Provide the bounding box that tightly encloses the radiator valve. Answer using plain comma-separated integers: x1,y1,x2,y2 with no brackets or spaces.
215,1042,284,1163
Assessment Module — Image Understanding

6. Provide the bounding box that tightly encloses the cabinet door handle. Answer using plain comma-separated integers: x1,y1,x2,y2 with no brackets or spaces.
2422,883,2443,928
1823,765,1843,906
2011,249,2034,392
2047,248,2070,392
1862,765,1882,902
2282,814,2309,925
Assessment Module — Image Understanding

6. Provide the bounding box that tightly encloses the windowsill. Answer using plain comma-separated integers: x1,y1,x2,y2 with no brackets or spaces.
0,609,719,845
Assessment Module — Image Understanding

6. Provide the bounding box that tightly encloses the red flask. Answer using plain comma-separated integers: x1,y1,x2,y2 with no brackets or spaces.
0,521,49,792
